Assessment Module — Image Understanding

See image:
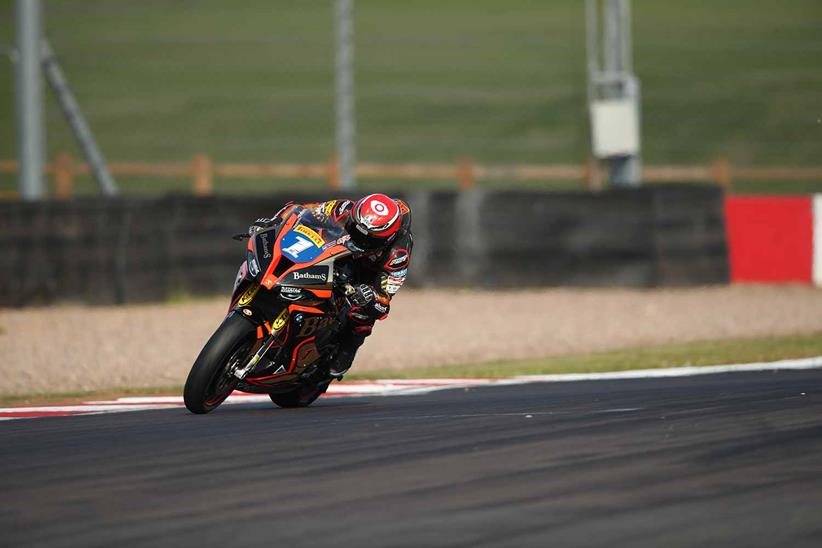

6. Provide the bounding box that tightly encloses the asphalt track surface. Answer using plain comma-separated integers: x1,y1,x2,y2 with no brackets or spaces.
2,370,822,548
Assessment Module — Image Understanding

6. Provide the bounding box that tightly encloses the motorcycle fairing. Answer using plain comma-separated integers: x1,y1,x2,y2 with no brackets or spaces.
244,302,339,387
226,208,355,389
247,208,352,292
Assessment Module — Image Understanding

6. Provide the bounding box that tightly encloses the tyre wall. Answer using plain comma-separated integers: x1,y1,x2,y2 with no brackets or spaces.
0,185,728,306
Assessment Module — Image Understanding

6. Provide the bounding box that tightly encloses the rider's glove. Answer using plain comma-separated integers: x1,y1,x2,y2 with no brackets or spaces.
349,284,375,308
347,284,390,324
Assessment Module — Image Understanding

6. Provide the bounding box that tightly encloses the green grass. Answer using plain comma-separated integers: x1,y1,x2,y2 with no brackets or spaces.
3,332,821,406
347,332,822,379
1,0,821,194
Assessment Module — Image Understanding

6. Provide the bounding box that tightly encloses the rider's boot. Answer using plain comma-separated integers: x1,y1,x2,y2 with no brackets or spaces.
327,327,369,379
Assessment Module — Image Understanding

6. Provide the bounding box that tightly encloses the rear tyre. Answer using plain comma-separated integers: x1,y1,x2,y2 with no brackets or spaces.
269,380,331,408
184,312,256,414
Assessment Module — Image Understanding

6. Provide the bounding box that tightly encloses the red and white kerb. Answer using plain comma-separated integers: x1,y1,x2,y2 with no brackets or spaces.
353,194,401,237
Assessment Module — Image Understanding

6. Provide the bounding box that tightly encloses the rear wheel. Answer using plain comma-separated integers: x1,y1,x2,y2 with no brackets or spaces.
184,312,256,414
269,380,331,408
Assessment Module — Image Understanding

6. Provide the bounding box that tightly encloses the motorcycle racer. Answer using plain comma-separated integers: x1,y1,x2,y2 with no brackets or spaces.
248,193,412,379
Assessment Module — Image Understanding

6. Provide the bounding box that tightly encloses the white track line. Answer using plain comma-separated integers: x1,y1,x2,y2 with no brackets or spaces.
2,356,821,421
515,355,822,382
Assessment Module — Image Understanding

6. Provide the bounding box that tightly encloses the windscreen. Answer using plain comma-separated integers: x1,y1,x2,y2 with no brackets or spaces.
278,208,349,265
294,208,347,245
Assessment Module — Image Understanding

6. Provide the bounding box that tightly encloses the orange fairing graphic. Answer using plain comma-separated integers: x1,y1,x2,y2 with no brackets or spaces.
307,289,332,299
246,336,317,383
288,304,325,315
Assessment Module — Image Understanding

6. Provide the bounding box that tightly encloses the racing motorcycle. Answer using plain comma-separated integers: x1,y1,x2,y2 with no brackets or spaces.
183,206,360,414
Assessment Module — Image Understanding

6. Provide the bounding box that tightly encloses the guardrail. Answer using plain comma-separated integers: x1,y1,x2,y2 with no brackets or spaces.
1,154,821,197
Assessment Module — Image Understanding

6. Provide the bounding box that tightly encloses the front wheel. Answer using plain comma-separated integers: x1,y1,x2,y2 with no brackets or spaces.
184,312,256,414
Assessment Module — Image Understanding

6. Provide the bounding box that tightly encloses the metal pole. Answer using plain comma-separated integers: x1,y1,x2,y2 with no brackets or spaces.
42,40,118,195
334,0,356,190
620,0,633,74
585,0,599,102
585,0,641,187
15,0,45,199
603,0,621,75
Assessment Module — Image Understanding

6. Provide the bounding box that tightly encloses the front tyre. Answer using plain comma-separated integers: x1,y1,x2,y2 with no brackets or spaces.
184,312,256,414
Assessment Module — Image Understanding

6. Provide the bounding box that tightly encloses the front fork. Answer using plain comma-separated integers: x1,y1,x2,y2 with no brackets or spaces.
232,306,289,380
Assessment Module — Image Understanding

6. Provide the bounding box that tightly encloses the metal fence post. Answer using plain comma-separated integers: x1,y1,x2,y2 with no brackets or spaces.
191,154,213,195
53,151,75,198
15,0,45,200
335,0,356,190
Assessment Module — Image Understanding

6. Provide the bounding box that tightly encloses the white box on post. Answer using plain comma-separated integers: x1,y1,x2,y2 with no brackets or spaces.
590,98,640,158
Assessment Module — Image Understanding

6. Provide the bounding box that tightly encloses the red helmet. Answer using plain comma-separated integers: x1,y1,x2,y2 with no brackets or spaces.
345,193,401,250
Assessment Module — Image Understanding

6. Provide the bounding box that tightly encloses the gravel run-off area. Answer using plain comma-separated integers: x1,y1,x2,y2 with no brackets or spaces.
2,285,822,396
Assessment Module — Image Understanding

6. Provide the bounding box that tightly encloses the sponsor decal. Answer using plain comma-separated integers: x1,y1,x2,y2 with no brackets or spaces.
297,316,335,338
271,308,289,331
242,308,253,316
294,271,326,282
238,284,260,306
384,248,409,271
294,224,325,247
323,200,337,216
374,302,389,315
280,231,322,263
390,268,408,278
260,233,272,259
322,234,351,250
398,199,410,215
247,252,260,277
282,236,313,257
386,274,405,295
278,286,303,301
282,265,331,285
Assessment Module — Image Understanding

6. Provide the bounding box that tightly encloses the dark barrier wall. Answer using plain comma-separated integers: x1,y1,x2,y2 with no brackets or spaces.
0,186,728,306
